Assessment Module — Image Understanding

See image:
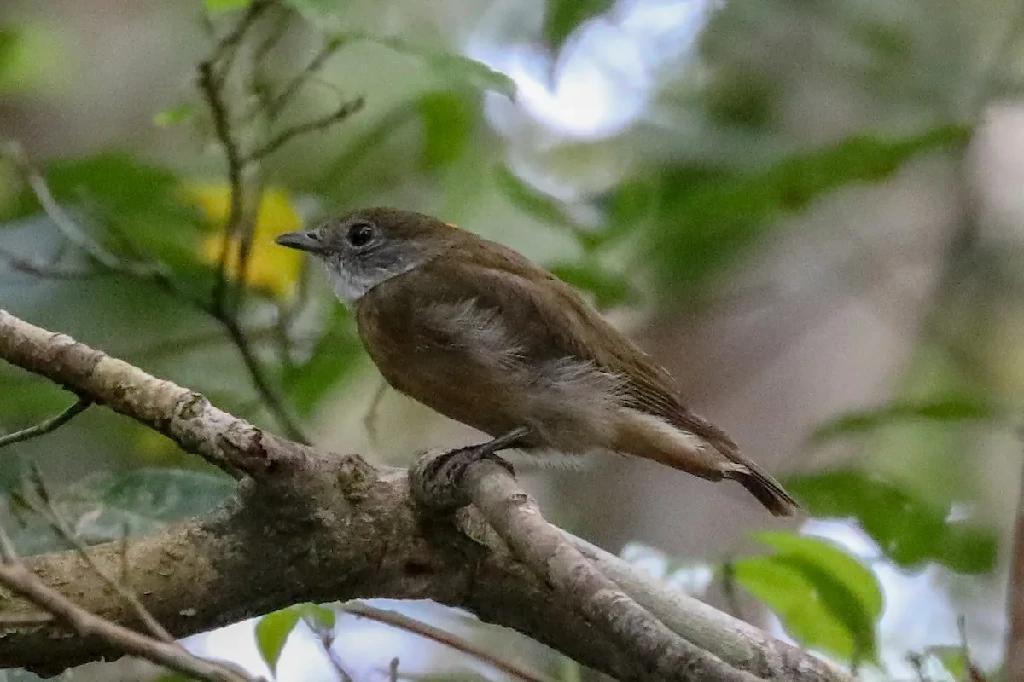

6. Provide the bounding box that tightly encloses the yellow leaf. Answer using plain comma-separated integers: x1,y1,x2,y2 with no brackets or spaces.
182,183,305,300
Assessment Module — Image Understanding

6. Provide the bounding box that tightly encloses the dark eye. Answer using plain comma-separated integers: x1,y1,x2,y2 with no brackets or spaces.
346,220,375,248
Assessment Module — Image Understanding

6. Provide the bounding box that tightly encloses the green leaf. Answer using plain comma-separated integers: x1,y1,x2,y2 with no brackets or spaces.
418,91,475,171
733,532,882,664
368,36,515,99
926,646,967,680
809,396,999,444
154,103,196,128
549,262,637,309
282,304,364,416
0,25,58,93
12,153,180,218
273,19,515,97
494,165,572,228
9,152,212,298
255,608,302,674
255,603,336,674
544,0,614,52
204,0,251,10
784,469,998,574
3,467,236,556
69,467,237,543
649,124,971,294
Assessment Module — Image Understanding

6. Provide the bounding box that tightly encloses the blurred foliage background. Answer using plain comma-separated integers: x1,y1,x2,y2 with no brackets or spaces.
2,0,1024,680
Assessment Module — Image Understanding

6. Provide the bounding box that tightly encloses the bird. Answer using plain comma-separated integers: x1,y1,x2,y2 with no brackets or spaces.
275,207,798,516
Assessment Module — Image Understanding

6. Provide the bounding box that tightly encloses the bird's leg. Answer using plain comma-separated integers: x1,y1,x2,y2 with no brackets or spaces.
409,426,531,511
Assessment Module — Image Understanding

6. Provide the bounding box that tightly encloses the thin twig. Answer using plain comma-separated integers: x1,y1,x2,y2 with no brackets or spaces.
196,60,247,316
207,0,275,85
20,467,176,644
0,551,256,682
227,174,265,316
222,317,308,443
721,559,745,622
252,5,292,64
1005,431,1024,682
245,96,365,162
265,38,345,120
362,378,389,451
0,246,100,281
0,399,90,450
3,144,161,279
308,621,354,682
343,602,557,682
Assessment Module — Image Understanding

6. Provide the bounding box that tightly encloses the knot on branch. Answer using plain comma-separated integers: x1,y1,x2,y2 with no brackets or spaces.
408,427,530,511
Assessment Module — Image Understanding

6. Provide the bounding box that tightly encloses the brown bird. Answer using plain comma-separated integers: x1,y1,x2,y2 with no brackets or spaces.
276,207,797,516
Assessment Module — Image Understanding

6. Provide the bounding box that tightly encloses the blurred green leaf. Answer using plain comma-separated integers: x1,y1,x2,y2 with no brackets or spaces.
549,262,637,309
927,646,967,680
494,165,572,228
256,607,302,674
154,103,196,128
418,91,475,171
368,36,515,98
8,153,215,298
733,532,882,664
5,467,236,556
809,396,998,444
602,175,661,241
650,124,972,294
12,153,180,218
255,603,335,674
273,17,515,97
784,469,997,574
69,467,236,543
0,368,75,422
0,25,58,93
544,0,613,52
282,304,364,416
204,0,251,11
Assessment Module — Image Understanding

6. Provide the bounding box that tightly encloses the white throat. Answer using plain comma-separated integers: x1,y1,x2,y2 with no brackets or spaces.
323,258,424,305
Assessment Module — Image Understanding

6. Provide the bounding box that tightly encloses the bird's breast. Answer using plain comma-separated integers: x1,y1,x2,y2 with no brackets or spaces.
355,294,627,453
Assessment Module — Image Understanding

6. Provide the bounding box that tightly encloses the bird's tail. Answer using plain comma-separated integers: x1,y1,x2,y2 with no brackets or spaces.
723,461,798,517
614,410,799,517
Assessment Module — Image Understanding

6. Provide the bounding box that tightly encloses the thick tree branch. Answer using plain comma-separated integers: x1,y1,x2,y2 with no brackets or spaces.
461,457,760,682
0,309,850,682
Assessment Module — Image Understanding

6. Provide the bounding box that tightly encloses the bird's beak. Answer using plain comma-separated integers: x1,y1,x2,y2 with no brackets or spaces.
275,231,322,254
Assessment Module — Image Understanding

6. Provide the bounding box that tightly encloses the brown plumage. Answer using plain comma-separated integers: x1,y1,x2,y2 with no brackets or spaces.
277,208,799,516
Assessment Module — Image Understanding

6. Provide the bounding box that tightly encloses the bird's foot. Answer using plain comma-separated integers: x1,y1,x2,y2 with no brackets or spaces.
409,426,531,511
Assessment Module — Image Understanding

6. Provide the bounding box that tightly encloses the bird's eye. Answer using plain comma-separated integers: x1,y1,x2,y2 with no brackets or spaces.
345,220,375,248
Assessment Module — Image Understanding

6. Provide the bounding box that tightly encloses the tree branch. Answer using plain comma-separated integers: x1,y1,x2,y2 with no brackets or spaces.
477,465,760,682
0,308,850,682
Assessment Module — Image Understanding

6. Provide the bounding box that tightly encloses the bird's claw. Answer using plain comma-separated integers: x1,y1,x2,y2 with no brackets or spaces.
409,426,531,511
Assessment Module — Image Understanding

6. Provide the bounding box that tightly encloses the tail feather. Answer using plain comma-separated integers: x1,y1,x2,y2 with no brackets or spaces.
614,409,800,516
725,462,799,517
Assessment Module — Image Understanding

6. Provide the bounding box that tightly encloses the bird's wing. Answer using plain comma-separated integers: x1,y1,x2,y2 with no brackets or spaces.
402,242,741,454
